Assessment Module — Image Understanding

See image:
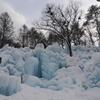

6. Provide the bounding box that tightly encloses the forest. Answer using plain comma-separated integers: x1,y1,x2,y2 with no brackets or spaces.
0,1,100,57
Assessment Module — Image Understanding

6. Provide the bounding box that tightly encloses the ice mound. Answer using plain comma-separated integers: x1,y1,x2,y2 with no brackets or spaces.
31,44,68,79
83,53,100,89
23,74,44,88
35,43,44,49
46,67,83,90
46,43,62,53
0,72,21,96
73,45,98,52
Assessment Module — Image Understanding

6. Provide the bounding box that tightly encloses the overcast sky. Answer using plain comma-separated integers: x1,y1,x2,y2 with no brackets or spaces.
0,0,100,31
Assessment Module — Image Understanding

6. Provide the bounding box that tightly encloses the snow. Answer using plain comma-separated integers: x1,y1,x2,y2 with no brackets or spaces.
0,44,100,99
0,84,100,100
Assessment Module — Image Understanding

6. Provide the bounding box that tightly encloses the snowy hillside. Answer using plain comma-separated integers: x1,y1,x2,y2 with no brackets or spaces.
0,43,100,100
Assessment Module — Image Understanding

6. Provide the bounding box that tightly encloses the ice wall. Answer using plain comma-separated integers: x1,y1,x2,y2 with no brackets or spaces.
0,44,68,93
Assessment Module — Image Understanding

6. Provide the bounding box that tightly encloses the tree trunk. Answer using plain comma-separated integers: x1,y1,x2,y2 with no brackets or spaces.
64,36,73,57
68,43,73,57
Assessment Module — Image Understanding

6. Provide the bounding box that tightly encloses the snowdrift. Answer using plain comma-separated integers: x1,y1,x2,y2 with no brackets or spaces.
0,43,100,96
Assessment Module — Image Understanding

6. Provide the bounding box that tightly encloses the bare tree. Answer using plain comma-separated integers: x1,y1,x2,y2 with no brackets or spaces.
83,21,95,45
47,32,65,48
72,21,84,45
28,27,40,48
34,1,83,56
18,24,28,47
0,12,14,48
84,5,100,43
28,27,46,48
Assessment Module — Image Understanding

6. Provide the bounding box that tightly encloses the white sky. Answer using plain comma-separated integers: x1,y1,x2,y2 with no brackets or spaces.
0,0,100,31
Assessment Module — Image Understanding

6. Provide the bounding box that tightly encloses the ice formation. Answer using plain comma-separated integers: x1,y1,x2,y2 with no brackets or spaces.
0,71,21,96
0,43,100,96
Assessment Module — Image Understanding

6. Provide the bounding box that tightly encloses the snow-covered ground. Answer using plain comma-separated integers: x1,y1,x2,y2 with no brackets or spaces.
0,84,100,100
0,43,100,100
